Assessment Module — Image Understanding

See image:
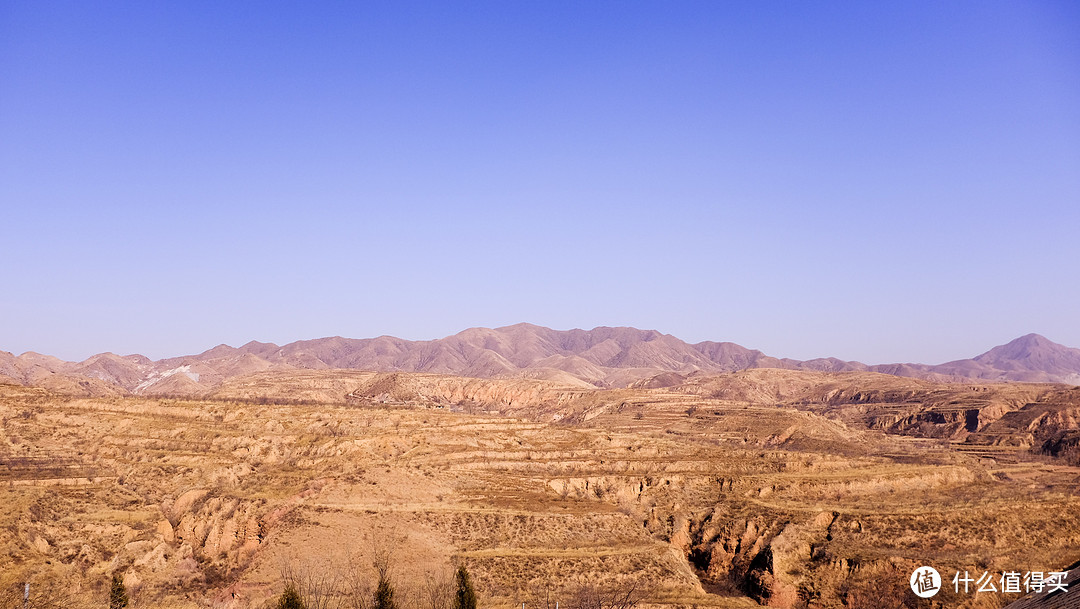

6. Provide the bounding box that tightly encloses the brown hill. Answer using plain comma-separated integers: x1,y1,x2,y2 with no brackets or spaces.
0,351,127,397
4,326,1080,397
961,333,1080,383
69,352,153,388
198,324,860,388
868,333,1080,384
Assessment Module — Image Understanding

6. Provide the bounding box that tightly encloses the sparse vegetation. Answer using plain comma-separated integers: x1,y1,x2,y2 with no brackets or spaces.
0,570,86,609
372,575,397,609
1,376,1078,609
277,584,305,609
109,573,128,609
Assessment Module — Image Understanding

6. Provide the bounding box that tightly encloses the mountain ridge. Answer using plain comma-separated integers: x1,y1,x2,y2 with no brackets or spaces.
2,324,1079,395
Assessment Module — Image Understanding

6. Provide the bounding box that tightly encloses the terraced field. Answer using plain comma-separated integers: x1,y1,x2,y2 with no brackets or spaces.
2,375,1079,609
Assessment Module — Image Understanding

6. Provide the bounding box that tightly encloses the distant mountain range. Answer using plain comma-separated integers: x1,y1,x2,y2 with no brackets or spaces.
2,324,1079,396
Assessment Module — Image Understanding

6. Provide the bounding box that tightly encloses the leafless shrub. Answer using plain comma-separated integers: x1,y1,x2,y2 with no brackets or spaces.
272,527,462,609
527,579,647,609
566,581,644,609
280,554,343,609
418,569,453,609
838,569,919,609
336,551,370,609
0,572,91,609
340,527,421,609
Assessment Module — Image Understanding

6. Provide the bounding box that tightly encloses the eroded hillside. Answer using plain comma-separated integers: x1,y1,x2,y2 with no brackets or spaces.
2,371,1079,608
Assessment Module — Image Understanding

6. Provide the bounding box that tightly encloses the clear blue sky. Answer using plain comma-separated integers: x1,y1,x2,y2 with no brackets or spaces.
2,1,1078,364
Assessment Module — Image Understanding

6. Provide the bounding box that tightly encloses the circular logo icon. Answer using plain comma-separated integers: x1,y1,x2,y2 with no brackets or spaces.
910,566,942,598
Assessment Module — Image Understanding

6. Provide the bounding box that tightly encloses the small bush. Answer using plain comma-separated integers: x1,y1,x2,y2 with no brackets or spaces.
277,584,305,609
109,573,129,609
373,576,397,609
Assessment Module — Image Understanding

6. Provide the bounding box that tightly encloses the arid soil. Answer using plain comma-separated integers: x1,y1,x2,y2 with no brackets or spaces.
2,369,1079,608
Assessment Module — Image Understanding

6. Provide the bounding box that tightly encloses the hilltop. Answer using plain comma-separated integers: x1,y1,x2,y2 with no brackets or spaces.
2,325,1079,397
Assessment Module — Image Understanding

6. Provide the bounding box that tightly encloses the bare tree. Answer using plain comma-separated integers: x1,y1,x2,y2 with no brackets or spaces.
342,553,374,609
279,554,342,609
419,569,453,609
526,578,647,609
566,582,644,609
341,528,410,609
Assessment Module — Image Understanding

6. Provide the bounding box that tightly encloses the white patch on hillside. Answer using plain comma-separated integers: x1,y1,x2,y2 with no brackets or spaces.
133,365,200,394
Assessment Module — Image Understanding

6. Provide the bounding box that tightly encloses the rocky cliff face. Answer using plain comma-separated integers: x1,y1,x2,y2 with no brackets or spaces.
162,489,266,567
962,388,1080,464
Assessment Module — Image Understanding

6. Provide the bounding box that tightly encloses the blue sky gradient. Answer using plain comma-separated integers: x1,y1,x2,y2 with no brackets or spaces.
2,1,1078,363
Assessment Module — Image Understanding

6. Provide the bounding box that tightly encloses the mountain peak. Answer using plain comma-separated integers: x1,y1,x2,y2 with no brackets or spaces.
951,333,1080,383
498,322,545,331
977,333,1062,362
1011,333,1051,346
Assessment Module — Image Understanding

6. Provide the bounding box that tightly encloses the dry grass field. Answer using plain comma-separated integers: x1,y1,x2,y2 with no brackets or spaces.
2,371,1079,609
